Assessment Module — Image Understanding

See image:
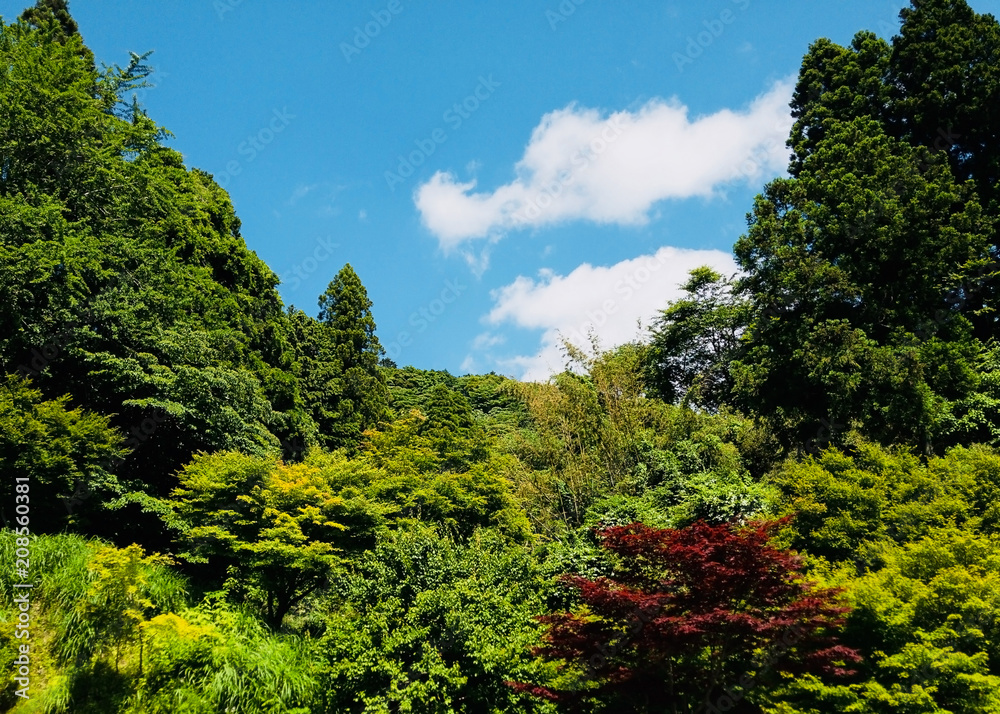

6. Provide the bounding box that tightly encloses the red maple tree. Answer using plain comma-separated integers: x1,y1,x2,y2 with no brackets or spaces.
511,519,860,713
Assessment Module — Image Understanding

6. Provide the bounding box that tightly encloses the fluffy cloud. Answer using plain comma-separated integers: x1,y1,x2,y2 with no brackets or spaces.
416,79,794,250
472,246,739,381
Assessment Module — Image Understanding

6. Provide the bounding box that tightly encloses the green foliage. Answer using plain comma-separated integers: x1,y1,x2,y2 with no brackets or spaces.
733,115,991,452
5,2,1000,712
0,374,125,532
55,544,178,671
646,266,750,411
360,412,531,540
730,0,1000,454
292,264,390,450
319,526,557,714
0,11,319,547
132,604,319,714
508,342,773,535
0,532,187,713
169,451,350,629
763,529,1000,713
768,441,1000,562
19,0,80,41
933,340,1000,448
386,367,529,435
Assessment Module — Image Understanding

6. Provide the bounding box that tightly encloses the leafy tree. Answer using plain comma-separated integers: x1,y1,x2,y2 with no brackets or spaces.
765,529,1000,714
19,0,89,60
889,0,1000,246
934,339,1000,448
786,31,893,180
0,11,320,549
320,526,555,714
733,1,1000,453
789,0,1000,265
0,374,125,532
508,342,777,534
168,451,349,629
361,411,531,540
66,544,175,673
385,367,527,433
768,441,1000,563
646,267,749,411
386,365,458,410
513,519,860,713
419,383,488,469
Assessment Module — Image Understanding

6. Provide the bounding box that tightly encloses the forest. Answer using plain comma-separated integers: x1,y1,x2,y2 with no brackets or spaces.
1,0,1000,712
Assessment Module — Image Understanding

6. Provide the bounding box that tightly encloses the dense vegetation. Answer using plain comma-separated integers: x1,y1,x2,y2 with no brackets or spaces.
2,0,999,712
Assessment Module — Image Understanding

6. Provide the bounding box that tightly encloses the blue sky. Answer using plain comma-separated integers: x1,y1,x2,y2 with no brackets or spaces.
6,0,999,379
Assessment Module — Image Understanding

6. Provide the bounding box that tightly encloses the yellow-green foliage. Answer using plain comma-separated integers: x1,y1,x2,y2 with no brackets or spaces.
170,450,349,629
763,528,1000,713
768,442,1000,561
508,342,773,533
130,605,318,714
757,443,1000,713
360,412,531,540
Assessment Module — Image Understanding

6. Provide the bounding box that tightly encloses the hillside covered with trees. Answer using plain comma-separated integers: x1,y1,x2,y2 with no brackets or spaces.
1,0,1000,712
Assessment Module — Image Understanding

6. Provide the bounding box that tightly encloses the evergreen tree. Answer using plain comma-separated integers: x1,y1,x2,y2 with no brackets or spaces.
20,0,81,42
724,1,1000,453
787,0,1000,338
300,264,389,449
733,116,990,452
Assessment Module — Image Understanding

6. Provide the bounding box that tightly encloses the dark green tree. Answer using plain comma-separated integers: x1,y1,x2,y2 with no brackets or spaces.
299,264,389,449
890,0,1000,225
0,12,315,547
733,116,991,452
20,0,81,44
646,267,749,411
0,374,125,533
787,1,1000,339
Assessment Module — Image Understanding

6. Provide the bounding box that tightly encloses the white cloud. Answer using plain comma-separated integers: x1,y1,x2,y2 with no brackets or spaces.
460,354,478,374
473,246,739,381
416,78,794,251
471,332,506,350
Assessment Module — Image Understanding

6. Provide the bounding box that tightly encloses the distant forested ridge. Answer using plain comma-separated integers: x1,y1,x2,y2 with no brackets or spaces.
2,0,1000,712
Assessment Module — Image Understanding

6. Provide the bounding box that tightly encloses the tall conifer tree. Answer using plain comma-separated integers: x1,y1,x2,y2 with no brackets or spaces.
307,264,389,448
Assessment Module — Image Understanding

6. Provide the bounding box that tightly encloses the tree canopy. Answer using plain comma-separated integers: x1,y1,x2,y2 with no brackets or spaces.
6,1,1000,712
